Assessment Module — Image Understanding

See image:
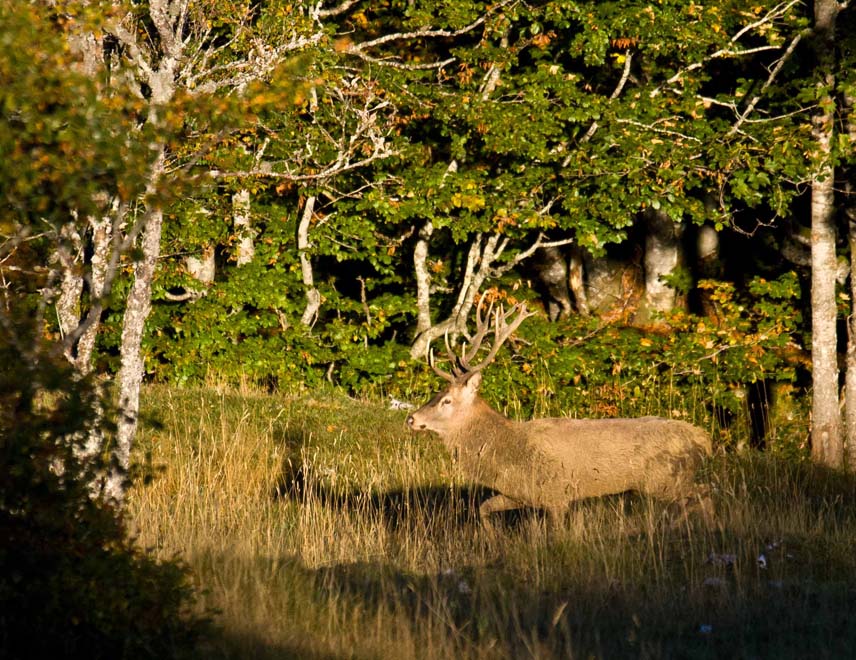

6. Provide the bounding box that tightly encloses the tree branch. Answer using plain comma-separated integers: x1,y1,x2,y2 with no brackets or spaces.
342,0,513,68
726,30,806,137
581,50,634,143
615,118,703,143
650,0,802,98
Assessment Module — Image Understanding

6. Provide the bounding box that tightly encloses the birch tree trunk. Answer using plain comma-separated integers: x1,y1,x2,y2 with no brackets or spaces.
54,224,85,354
109,203,164,501
298,195,321,327
75,214,113,374
73,214,115,472
233,189,255,266
413,219,435,336
636,208,684,324
809,0,843,468
110,137,169,501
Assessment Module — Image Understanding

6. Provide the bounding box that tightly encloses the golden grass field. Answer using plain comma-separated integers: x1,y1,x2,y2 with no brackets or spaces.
129,383,856,659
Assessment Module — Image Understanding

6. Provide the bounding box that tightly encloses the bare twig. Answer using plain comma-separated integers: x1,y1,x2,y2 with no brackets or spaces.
614,118,703,143
342,0,514,69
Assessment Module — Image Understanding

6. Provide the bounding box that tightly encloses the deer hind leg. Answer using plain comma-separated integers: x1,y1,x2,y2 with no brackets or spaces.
684,484,717,528
655,484,716,531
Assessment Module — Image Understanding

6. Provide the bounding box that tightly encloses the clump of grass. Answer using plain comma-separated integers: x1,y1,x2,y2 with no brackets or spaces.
129,384,856,659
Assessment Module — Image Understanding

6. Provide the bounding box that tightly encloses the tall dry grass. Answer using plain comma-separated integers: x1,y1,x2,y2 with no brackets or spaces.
129,384,856,659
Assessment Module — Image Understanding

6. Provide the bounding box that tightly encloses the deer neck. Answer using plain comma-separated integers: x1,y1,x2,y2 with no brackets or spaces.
446,397,514,452
444,397,536,489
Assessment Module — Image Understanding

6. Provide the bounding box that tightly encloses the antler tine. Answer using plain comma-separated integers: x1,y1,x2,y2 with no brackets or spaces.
459,297,495,371
463,301,535,374
429,346,457,382
443,330,467,377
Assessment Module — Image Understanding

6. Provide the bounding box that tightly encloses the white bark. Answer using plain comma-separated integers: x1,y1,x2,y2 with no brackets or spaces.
233,189,255,266
810,0,843,468
75,214,113,374
110,204,164,502
186,245,216,291
811,163,842,467
413,220,435,335
298,195,321,327
636,208,684,323
109,128,170,500
69,213,116,477
54,224,85,354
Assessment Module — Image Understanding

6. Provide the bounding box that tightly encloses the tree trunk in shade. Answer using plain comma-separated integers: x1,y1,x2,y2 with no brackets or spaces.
843,86,856,468
636,208,683,324
809,0,843,468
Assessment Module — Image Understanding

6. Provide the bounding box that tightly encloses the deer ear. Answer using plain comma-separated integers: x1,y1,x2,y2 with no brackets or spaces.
464,371,482,393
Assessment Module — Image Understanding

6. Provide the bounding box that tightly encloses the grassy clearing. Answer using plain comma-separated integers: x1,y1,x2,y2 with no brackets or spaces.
129,384,856,659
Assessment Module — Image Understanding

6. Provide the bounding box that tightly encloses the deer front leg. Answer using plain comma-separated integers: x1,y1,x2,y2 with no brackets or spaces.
478,493,522,520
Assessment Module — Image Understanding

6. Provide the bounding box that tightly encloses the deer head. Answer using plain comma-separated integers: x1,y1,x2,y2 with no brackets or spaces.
406,300,534,434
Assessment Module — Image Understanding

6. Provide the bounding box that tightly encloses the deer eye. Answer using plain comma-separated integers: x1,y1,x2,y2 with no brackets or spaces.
441,398,452,406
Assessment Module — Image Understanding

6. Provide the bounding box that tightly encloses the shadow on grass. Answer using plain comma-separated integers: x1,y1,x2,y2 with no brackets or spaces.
195,538,856,660
268,427,549,530
197,628,346,660
271,455,550,530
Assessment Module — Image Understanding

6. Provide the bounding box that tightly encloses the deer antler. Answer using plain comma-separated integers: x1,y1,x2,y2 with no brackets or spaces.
460,300,535,374
429,345,457,382
458,297,496,369
427,299,534,380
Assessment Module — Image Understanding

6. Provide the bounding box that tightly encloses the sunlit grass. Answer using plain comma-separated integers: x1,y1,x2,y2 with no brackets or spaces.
129,383,856,659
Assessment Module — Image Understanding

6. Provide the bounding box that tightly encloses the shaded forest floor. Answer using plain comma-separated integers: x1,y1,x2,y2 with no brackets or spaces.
129,384,856,659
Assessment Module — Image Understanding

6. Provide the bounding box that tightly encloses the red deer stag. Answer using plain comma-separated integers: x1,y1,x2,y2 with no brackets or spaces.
406,301,712,523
